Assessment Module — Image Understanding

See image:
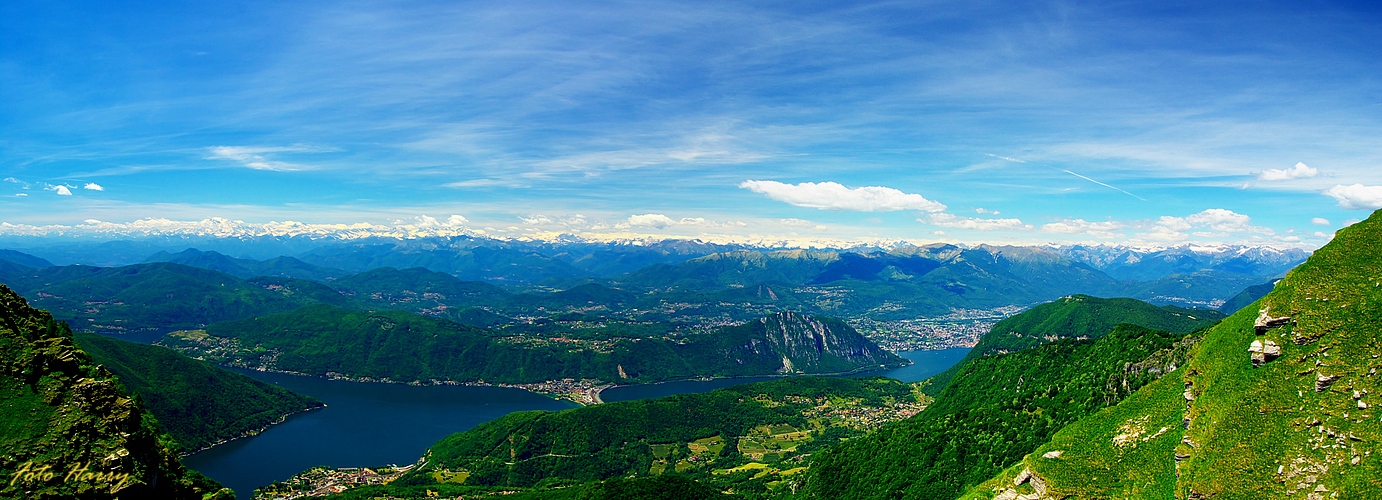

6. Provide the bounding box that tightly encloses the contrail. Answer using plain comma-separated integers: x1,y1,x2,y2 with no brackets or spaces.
982,152,1147,202
1061,169,1147,201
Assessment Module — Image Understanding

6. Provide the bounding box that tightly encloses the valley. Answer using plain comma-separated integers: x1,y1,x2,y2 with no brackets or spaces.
0,233,1348,499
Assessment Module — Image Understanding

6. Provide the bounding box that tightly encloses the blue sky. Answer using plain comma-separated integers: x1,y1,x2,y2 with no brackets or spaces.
2,0,1380,247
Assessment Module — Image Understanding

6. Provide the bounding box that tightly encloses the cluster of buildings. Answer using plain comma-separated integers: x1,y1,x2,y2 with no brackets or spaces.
253,463,415,500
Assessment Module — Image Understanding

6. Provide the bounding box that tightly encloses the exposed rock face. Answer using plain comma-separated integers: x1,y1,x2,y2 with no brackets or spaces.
0,285,229,499
1255,307,1292,333
724,312,905,373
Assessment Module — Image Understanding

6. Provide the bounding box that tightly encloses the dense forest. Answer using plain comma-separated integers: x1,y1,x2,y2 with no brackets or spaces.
163,306,902,385
73,331,322,453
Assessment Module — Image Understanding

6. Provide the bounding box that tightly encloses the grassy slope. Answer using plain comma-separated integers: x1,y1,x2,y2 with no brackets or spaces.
73,331,321,452
962,209,1382,499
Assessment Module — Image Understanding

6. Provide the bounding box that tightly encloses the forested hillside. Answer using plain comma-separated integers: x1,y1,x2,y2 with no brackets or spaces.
162,307,903,385
73,332,322,453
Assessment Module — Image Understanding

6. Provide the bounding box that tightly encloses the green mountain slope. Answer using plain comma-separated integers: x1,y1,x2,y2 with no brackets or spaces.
963,210,1382,499
1218,280,1276,314
72,331,322,453
798,323,1194,500
924,295,1221,396
0,285,230,499
0,249,54,268
163,307,901,385
331,266,510,308
4,262,312,336
145,249,347,282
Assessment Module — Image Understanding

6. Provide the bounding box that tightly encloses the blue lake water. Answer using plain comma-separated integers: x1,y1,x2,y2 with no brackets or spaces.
182,369,577,499
186,348,970,498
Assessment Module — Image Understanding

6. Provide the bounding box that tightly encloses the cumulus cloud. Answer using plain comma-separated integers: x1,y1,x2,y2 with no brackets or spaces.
924,213,1031,231
1137,209,1275,242
409,214,469,227
975,207,1000,215
739,180,946,212
1041,219,1126,238
625,213,676,229
1323,184,1382,210
49,185,73,196
14,193,27,197
83,183,104,191
1311,217,1331,226
1184,208,1254,232
1256,162,1318,181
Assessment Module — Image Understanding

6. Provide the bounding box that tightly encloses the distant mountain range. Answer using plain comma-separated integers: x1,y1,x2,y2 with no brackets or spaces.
0,239,1308,342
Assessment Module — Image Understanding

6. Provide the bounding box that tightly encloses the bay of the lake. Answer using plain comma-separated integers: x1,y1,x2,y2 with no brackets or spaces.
186,348,969,498
183,368,577,499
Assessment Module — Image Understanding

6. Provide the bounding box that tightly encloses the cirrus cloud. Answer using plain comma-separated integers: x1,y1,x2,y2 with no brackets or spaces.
739,180,946,212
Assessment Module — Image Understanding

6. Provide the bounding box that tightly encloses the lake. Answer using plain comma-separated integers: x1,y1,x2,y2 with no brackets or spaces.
186,348,970,498
182,369,577,499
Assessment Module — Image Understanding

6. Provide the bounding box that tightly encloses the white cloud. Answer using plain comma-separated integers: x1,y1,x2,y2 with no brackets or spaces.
1184,208,1253,232
779,218,828,230
83,183,104,191
14,193,27,197
739,180,946,212
50,185,73,196
1132,209,1277,243
924,213,1031,231
1323,184,1382,210
1311,217,1331,226
409,214,469,227
625,214,676,229
1256,162,1318,181
975,207,1000,215
1041,219,1125,238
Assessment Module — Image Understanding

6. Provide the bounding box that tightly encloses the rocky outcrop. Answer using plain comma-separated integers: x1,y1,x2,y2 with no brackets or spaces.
1254,307,1292,333
0,285,231,499
1315,373,1338,392
723,312,906,373
1249,340,1281,367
